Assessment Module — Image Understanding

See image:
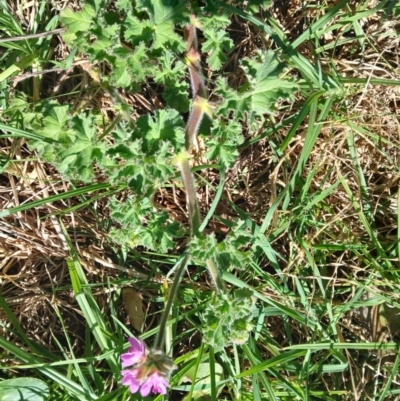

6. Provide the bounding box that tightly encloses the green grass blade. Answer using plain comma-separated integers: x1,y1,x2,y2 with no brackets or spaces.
287,342,400,351
291,0,351,48
0,122,59,142
208,346,217,401
221,3,339,90
338,172,389,264
186,344,205,401
243,343,278,400
199,169,225,233
52,302,95,395
0,336,97,400
378,349,400,401
280,91,326,152
223,272,317,328
236,349,307,378
61,221,120,375
0,183,113,218
339,77,400,86
0,295,58,361
282,96,334,210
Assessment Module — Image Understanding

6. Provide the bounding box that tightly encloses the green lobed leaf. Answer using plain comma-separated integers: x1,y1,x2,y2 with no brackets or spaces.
89,24,119,59
116,0,132,11
27,102,105,182
134,109,185,152
217,220,253,270
36,102,71,142
190,234,219,261
205,119,243,168
126,42,150,82
109,196,183,252
202,29,233,70
162,81,191,112
199,13,232,30
154,51,190,112
112,31,153,90
60,4,96,34
206,138,238,168
57,114,106,181
135,0,187,51
111,56,134,88
202,288,256,347
238,0,272,12
191,221,252,271
105,118,181,192
123,12,150,45
216,51,297,126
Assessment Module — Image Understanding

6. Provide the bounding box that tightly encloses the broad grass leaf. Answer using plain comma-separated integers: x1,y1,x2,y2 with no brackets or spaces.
180,362,224,401
0,378,49,401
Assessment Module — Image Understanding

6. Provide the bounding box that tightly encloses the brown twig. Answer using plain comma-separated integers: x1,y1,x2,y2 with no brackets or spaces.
11,67,66,86
11,59,92,87
0,28,66,44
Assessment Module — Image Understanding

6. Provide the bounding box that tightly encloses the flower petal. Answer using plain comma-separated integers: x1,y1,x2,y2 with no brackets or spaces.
139,380,152,397
121,337,146,367
129,381,141,394
152,380,168,395
128,337,145,354
140,372,169,396
121,369,142,394
121,353,141,368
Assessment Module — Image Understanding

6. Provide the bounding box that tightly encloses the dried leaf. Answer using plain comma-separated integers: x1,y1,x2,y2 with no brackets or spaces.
122,288,144,332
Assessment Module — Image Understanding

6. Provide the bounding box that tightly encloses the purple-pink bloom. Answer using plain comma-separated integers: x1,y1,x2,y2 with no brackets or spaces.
121,364,170,396
121,369,141,394
121,337,146,368
137,371,169,397
120,337,175,396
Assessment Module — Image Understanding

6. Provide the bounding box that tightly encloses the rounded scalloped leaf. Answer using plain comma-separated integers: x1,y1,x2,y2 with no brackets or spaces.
0,378,50,401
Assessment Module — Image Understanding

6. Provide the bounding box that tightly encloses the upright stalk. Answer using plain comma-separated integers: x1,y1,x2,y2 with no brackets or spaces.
181,15,225,292
156,14,226,350
179,155,201,236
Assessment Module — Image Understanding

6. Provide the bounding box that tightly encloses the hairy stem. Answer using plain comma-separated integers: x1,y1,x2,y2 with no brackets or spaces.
186,49,207,100
184,16,207,100
157,14,224,351
179,156,201,237
185,97,203,150
182,16,224,291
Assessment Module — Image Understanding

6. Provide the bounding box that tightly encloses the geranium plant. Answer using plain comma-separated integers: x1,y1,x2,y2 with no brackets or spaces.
23,0,296,396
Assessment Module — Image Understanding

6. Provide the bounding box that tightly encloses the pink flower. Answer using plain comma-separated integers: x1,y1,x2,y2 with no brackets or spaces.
120,338,175,396
121,369,141,394
122,369,169,397
121,337,146,368
140,371,169,396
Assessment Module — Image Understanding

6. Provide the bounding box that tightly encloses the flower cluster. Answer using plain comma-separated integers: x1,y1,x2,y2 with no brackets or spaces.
121,337,176,397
